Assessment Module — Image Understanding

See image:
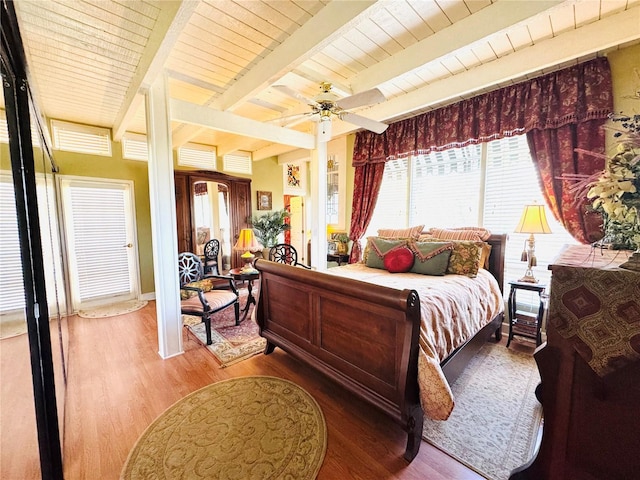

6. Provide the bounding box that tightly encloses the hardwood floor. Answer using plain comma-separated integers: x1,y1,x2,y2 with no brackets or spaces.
1,301,535,479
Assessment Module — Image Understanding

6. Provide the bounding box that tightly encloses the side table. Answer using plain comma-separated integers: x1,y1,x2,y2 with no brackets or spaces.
327,253,350,266
227,267,259,322
507,281,547,348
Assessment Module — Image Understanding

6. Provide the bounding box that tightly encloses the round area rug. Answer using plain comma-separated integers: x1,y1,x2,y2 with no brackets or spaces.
121,376,327,480
78,299,147,318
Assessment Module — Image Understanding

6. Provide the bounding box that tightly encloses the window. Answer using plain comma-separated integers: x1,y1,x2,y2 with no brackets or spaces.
0,173,66,316
223,151,252,174
367,135,577,292
178,143,217,170
0,110,43,146
122,132,148,161
51,119,112,156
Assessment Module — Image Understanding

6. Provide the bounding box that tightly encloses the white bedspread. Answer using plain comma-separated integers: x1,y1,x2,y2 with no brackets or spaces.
325,264,504,420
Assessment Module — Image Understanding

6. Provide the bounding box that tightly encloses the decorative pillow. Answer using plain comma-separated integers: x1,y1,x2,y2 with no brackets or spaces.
408,241,454,275
377,225,424,239
365,237,409,270
383,246,415,273
180,279,214,300
429,227,490,241
446,241,484,277
479,243,492,270
362,236,414,264
419,238,486,277
417,233,435,242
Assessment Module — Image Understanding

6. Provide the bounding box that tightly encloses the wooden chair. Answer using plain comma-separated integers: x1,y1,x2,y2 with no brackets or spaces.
178,252,240,345
268,243,311,269
202,239,221,276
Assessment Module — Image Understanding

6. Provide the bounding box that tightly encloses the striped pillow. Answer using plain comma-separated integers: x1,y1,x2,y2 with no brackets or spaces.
429,227,491,241
377,225,424,239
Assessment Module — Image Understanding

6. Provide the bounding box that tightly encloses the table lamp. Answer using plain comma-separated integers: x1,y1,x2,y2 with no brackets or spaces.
233,228,262,272
514,204,552,283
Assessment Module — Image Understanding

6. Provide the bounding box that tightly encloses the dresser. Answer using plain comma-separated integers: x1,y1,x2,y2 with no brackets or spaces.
512,245,640,480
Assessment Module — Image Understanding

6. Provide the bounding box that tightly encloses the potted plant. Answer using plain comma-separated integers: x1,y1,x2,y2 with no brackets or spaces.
333,232,350,254
251,209,290,257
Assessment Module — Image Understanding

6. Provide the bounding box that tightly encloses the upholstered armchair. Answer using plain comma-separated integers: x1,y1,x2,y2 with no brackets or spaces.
178,252,239,345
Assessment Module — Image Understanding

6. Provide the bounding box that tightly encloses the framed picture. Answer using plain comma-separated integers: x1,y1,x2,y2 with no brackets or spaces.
283,162,306,195
257,191,272,210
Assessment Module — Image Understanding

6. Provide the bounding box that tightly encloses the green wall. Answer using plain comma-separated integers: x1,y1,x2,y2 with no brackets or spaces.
250,156,285,217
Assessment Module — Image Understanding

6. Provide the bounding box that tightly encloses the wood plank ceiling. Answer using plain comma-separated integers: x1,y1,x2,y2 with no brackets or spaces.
11,0,640,160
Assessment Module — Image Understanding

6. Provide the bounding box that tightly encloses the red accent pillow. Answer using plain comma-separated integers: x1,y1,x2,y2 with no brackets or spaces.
383,246,414,273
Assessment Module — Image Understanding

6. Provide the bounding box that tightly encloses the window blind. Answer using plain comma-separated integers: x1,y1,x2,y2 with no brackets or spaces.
66,184,131,301
122,133,148,161
223,151,252,174
178,143,217,170
51,119,112,156
0,181,25,312
410,144,482,227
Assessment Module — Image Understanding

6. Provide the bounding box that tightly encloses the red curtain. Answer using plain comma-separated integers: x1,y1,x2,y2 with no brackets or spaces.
283,195,291,244
351,57,612,243
527,121,606,244
348,162,385,263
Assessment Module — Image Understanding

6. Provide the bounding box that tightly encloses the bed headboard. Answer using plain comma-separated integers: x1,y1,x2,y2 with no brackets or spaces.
486,233,507,294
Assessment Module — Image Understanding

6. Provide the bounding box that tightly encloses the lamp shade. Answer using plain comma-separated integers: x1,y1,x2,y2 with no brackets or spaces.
233,228,263,252
514,204,552,234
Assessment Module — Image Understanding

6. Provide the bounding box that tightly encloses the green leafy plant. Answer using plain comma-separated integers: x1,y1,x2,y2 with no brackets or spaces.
587,113,640,250
251,209,290,248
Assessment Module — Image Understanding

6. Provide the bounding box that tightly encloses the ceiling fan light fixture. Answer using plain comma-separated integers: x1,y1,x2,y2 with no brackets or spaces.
317,116,332,143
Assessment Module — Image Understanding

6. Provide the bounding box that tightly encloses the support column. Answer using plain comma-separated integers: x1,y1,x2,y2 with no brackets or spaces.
310,141,328,270
145,72,182,358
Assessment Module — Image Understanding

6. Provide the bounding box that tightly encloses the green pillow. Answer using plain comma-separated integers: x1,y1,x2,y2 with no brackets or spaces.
409,241,453,275
365,237,409,270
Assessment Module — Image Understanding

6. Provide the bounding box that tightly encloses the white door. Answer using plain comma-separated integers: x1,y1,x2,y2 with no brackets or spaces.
289,196,305,264
59,177,139,311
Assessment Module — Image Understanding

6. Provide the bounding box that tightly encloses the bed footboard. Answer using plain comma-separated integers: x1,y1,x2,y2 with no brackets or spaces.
255,259,424,461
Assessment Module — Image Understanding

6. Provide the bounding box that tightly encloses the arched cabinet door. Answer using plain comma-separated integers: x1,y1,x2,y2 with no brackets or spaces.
174,170,252,270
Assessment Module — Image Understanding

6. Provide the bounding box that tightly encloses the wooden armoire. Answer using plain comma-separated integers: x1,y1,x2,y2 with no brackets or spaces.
174,170,252,269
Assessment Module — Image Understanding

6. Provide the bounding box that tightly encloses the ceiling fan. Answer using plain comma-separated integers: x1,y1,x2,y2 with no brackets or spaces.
272,82,389,142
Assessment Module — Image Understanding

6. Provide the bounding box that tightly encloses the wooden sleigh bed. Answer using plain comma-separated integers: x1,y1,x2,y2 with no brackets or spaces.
255,233,506,462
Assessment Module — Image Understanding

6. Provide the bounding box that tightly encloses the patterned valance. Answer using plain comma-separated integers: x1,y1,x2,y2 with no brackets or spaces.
353,57,612,166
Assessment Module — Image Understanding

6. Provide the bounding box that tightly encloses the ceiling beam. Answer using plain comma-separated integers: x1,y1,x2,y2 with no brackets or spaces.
112,0,198,141
171,0,379,148
211,0,378,112
350,0,565,93
170,99,315,150
247,6,640,161
329,7,640,139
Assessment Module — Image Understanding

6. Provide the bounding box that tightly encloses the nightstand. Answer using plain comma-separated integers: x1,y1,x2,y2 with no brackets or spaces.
507,281,547,348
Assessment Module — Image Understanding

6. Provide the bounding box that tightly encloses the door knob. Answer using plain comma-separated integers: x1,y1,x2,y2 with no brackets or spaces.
125,243,133,248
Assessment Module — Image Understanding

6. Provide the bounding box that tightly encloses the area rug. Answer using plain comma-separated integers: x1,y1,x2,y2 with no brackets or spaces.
422,343,542,480
183,287,266,367
78,299,148,318
121,376,327,480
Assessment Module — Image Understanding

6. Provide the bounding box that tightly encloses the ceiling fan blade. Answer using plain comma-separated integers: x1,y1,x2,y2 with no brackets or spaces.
272,85,315,106
340,112,388,134
335,88,385,110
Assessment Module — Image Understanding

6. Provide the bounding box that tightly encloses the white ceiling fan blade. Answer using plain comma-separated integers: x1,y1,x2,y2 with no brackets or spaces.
335,88,385,110
340,112,388,134
272,85,315,106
